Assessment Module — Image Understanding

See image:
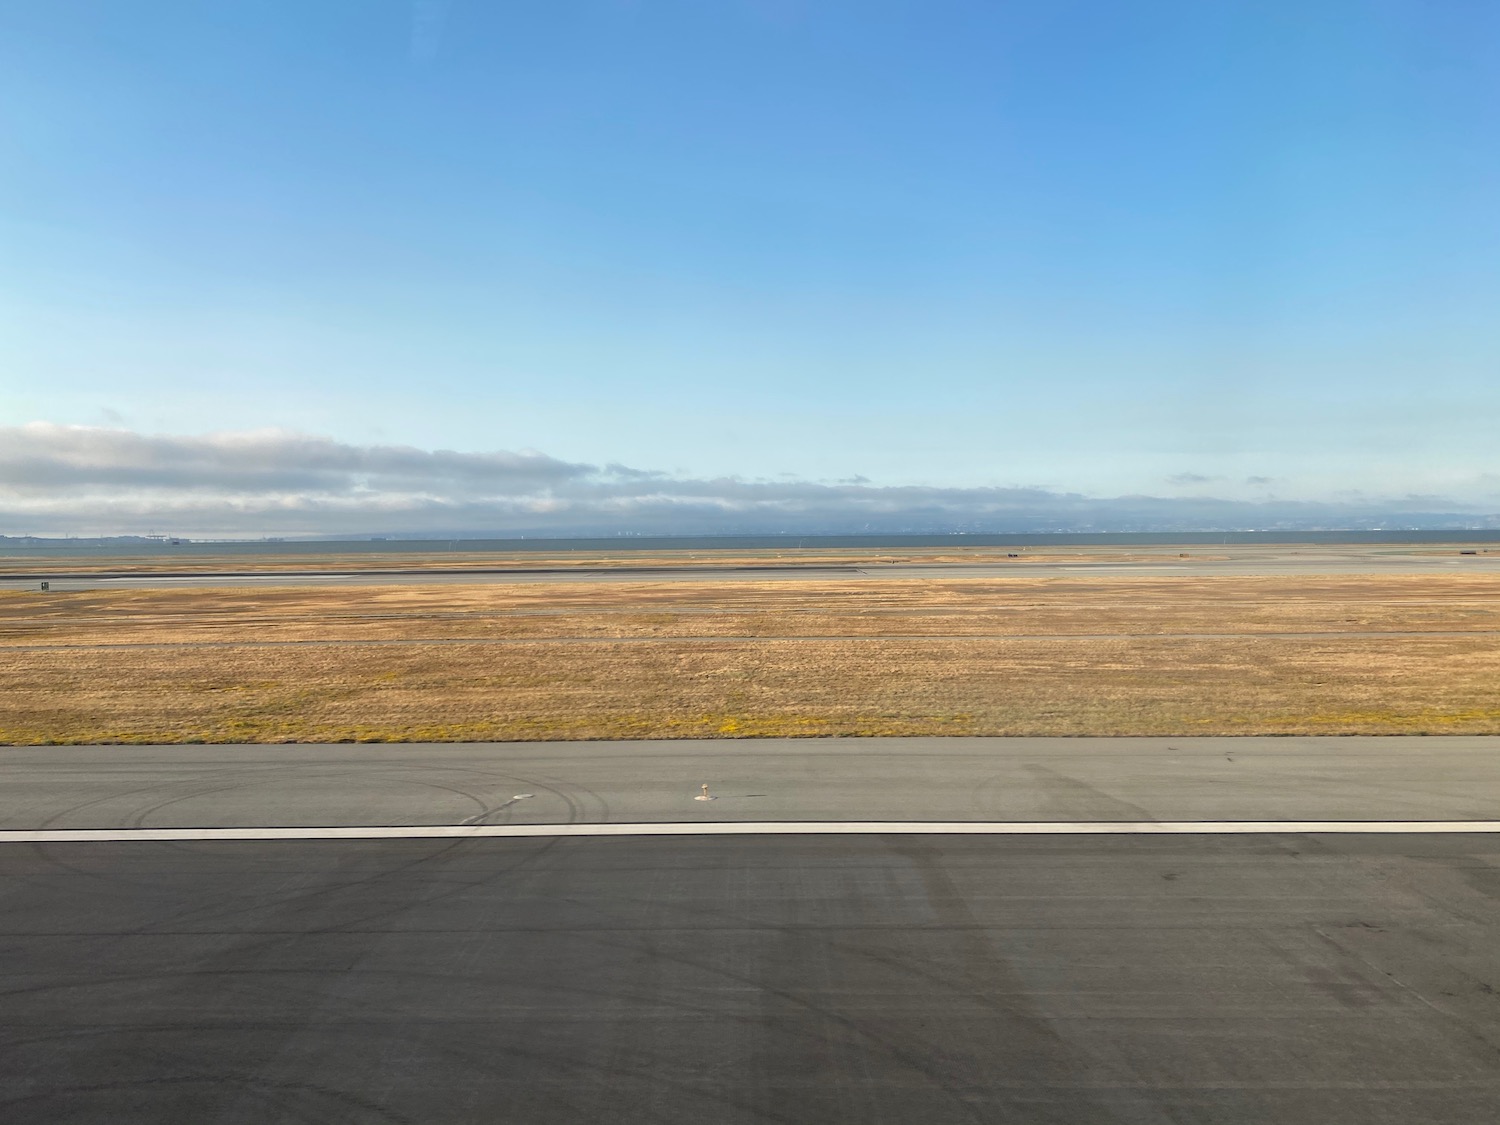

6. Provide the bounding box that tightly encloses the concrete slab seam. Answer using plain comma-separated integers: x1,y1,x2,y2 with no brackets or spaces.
5,820,1500,842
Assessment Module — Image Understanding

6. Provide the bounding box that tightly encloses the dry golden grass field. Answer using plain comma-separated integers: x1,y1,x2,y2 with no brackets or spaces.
3,571,1499,743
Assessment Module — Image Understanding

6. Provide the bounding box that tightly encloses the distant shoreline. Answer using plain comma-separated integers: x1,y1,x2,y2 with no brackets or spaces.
6,528,1500,558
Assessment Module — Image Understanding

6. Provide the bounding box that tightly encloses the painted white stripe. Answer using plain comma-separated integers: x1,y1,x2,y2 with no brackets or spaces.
3,820,1500,843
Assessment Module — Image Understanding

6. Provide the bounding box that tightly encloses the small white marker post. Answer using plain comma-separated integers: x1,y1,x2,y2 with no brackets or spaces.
694,784,716,801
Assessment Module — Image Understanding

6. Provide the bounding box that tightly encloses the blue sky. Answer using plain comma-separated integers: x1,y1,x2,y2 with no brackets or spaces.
2,1,1498,534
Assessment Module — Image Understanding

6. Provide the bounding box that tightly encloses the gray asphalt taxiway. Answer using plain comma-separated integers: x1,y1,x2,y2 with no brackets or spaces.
5,736,1500,829
4,738,1500,1123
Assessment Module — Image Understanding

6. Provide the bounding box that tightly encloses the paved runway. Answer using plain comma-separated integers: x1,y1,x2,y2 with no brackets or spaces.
6,832,1500,1124
4,739,1500,1123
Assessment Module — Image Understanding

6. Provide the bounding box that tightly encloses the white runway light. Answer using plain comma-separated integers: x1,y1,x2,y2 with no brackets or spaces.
4,820,1500,843
694,784,716,801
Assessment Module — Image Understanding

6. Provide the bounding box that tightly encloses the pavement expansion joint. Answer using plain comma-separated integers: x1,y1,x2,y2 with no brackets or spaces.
6,819,1500,843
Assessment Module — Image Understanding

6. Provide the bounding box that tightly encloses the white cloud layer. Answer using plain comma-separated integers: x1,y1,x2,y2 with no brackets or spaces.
2,423,1496,537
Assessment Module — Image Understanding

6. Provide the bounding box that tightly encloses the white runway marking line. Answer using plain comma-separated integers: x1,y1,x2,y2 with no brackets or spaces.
4,820,1500,843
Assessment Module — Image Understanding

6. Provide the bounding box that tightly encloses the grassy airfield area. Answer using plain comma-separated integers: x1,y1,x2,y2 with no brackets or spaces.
3,564,1500,744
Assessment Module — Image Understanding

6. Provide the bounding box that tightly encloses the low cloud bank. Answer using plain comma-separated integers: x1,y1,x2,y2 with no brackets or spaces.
2,423,1495,537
